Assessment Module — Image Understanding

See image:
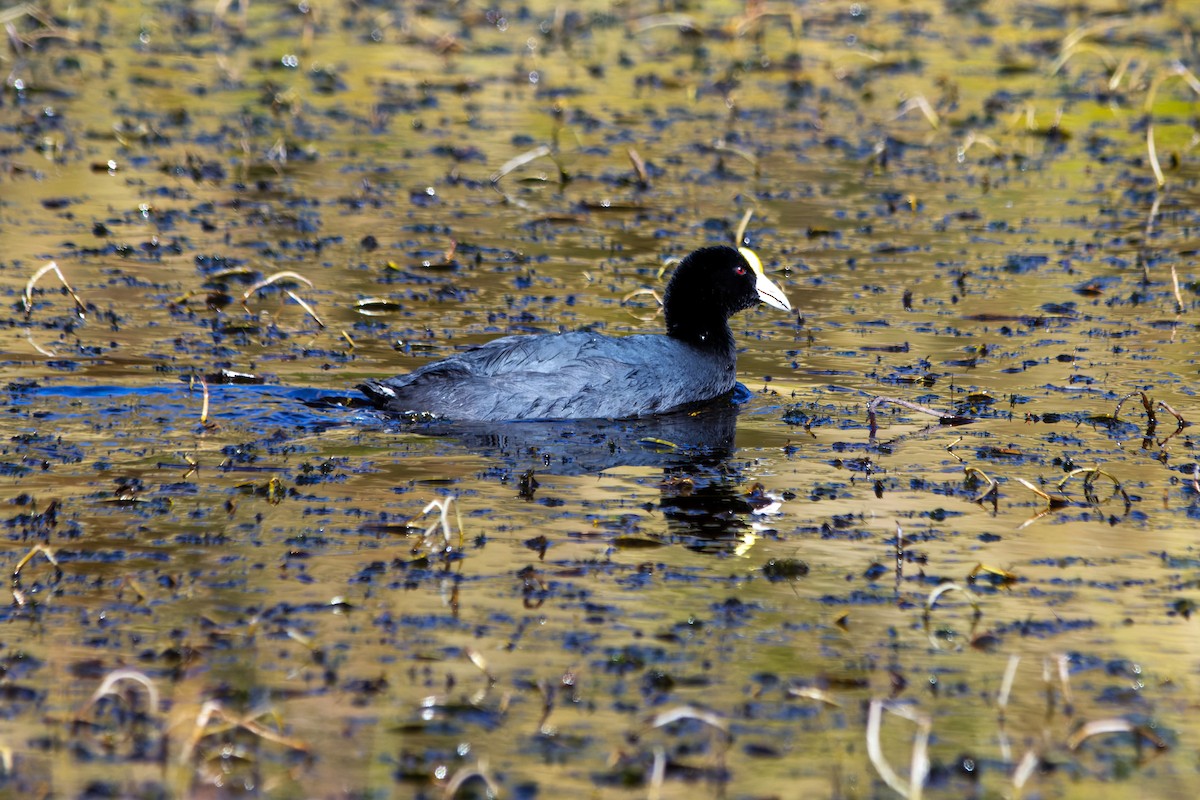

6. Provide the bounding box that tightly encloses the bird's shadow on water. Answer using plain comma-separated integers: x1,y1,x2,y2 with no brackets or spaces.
411,400,740,475
320,384,775,552
12,381,774,552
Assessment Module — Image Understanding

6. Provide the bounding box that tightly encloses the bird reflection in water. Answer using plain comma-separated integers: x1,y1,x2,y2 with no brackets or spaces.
384,394,784,555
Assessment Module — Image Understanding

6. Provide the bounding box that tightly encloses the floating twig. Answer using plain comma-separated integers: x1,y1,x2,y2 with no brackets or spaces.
1011,748,1040,790
12,543,58,579
1141,193,1162,284
963,466,998,503
1061,17,1130,53
1056,466,1130,509
733,208,754,247
23,261,86,317
441,761,500,800
535,677,556,734
787,685,842,708
866,699,931,800
408,496,464,556
648,745,667,800
627,147,649,188
187,375,217,430
12,543,61,606
1049,41,1116,76
1052,653,1073,709
1109,390,1187,449
79,668,161,719
1158,400,1186,429
1147,124,1165,188
621,287,663,322
0,2,76,46
490,144,553,185
180,700,309,764
967,562,1017,588
958,131,1000,160
644,704,728,734
199,378,210,427
629,13,700,36
926,582,979,612
924,582,982,652
621,287,662,306
489,143,565,207
0,2,59,28
638,703,730,794
867,395,975,437
25,330,56,357
1009,102,1038,132
896,94,939,129
1067,718,1169,752
1108,53,1134,91
712,140,759,174
1112,389,1156,425
732,5,802,38
1014,477,1056,504
1014,477,1072,529
284,288,326,328
1170,263,1184,313
1144,60,1200,112
241,270,315,303
997,654,1020,713
240,271,323,327
465,646,496,685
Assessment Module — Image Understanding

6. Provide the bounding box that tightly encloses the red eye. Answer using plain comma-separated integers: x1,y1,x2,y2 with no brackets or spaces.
734,265,746,275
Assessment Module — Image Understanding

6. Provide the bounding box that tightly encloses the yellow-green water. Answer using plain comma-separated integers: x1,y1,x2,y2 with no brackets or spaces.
1,1,1199,797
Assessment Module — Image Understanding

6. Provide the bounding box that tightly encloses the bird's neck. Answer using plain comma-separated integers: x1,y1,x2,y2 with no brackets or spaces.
666,317,736,353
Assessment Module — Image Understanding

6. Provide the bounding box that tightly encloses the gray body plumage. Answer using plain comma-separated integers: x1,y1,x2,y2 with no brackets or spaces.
359,331,736,421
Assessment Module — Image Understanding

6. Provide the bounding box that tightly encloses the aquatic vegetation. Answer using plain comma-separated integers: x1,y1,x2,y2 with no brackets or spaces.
2,0,1200,797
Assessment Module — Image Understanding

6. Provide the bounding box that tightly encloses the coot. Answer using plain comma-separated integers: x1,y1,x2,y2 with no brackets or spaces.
359,245,792,421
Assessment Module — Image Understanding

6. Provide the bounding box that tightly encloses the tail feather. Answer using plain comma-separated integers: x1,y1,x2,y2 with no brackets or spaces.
357,380,398,408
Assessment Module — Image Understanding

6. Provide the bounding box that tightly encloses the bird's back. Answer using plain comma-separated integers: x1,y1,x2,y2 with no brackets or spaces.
359,331,737,421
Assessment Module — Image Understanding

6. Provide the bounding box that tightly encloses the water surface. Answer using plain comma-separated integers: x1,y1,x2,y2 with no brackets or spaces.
2,1,1200,797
